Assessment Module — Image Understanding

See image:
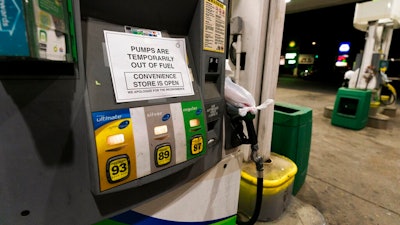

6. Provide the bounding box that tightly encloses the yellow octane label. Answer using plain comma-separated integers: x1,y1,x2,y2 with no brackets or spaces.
107,156,130,183
191,135,204,155
156,145,172,167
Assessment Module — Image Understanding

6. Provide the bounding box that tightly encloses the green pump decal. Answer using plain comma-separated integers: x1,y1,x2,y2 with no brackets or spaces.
93,210,237,225
181,100,207,159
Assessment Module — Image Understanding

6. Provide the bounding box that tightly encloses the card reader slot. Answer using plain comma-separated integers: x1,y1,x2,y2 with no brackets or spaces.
208,57,219,73
207,120,217,131
205,73,220,82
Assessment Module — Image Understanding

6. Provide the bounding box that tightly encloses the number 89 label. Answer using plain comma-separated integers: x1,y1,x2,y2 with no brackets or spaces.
155,144,172,167
106,155,130,183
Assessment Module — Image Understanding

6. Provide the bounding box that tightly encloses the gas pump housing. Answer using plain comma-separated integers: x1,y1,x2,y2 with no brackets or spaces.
0,0,229,224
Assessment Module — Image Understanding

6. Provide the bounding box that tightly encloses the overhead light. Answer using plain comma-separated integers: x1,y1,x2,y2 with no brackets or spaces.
286,0,292,3
285,52,297,59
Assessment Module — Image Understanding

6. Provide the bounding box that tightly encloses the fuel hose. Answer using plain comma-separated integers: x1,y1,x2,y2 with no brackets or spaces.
236,176,263,225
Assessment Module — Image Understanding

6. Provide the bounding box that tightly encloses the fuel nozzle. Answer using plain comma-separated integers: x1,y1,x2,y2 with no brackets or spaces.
242,112,264,178
226,103,264,177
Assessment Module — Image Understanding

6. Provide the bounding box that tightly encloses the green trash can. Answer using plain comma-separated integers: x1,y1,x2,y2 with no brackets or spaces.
271,102,312,195
331,87,371,130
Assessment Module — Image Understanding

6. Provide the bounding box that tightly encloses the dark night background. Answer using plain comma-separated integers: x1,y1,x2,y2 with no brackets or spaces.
280,2,400,86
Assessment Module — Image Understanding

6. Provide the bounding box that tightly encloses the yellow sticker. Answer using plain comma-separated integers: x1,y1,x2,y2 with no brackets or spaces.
155,144,172,167
107,155,130,183
203,0,226,53
191,135,204,155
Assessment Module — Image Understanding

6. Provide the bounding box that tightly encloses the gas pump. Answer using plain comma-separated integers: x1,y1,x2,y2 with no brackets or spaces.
81,0,233,222
0,0,237,224
0,0,288,224
83,18,210,194
349,0,400,91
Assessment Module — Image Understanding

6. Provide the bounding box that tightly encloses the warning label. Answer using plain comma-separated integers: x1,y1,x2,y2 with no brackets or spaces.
203,0,226,53
104,30,194,102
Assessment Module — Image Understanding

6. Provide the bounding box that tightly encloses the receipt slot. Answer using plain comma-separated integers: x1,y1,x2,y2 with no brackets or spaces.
81,0,228,195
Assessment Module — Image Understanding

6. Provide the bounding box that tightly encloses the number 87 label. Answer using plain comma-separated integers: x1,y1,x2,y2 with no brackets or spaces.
191,135,203,155
106,155,130,183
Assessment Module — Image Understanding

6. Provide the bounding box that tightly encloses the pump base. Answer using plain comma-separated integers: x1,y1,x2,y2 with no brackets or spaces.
324,105,396,129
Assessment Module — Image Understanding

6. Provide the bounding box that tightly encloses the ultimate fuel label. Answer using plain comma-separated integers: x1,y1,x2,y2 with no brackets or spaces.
92,109,137,191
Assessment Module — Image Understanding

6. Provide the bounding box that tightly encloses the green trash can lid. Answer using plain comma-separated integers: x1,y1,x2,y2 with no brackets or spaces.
273,102,312,126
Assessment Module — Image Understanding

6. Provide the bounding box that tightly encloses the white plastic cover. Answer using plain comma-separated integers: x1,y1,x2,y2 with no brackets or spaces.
224,76,274,117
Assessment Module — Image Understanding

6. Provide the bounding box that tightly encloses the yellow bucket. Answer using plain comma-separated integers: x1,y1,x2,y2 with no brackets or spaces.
369,101,380,116
238,152,298,221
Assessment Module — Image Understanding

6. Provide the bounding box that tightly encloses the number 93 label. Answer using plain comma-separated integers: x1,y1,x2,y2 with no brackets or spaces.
106,155,130,183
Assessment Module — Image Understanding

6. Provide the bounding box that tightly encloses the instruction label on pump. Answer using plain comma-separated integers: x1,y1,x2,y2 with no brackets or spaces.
104,30,194,103
203,0,226,53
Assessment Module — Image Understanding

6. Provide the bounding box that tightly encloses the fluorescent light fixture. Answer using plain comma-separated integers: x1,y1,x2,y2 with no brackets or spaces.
285,52,297,59
335,61,348,67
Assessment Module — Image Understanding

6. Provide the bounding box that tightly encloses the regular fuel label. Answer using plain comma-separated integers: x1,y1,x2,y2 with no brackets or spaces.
104,30,194,102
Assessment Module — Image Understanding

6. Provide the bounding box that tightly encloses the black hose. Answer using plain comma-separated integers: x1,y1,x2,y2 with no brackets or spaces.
225,106,264,225
237,177,263,225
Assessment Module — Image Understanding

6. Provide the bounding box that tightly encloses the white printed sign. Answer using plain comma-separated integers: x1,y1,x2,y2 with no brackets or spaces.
104,30,194,102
